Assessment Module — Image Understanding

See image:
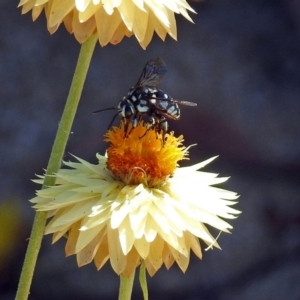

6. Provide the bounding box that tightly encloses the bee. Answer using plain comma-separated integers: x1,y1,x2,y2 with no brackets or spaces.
94,57,197,140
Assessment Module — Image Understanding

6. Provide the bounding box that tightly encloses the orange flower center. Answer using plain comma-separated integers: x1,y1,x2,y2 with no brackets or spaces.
105,121,187,187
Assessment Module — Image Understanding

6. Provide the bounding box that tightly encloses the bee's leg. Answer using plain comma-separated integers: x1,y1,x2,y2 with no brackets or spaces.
123,118,130,138
108,112,119,130
139,115,155,139
126,113,139,137
157,117,168,145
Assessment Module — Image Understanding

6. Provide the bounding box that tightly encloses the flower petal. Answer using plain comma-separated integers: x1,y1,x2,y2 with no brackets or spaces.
94,7,122,46
107,224,126,274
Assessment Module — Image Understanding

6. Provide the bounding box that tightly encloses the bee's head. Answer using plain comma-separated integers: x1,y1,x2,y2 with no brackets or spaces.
118,98,135,119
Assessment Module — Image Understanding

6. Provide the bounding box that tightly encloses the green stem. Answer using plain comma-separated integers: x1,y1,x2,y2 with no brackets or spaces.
15,34,98,300
118,272,135,300
139,262,148,300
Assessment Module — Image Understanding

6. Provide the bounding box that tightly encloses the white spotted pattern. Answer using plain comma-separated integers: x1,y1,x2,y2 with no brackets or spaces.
137,104,149,112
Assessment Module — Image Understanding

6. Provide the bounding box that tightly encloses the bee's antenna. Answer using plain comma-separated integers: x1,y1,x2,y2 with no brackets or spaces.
93,107,117,114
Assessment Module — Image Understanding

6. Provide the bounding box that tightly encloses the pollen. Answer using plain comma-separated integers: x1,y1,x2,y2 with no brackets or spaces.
105,121,187,187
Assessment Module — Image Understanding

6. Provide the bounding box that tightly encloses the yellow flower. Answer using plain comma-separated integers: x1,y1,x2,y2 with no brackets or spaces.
31,122,240,276
18,0,195,49
104,121,187,187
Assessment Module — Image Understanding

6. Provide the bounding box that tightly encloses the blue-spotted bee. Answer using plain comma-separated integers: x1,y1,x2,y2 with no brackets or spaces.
94,57,197,140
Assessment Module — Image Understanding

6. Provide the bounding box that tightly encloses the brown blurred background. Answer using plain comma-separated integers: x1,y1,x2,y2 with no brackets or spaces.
1,0,300,299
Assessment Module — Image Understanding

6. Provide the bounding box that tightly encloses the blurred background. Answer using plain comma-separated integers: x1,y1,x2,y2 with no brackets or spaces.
1,0,300,299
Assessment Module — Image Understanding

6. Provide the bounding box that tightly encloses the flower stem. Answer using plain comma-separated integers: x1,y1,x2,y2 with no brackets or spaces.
15,34,98,300
118,272,135,300
139,262,148,300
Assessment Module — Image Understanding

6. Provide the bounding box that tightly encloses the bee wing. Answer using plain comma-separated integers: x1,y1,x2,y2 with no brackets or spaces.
146,96,180,120
174,100,197,106
149,96,197,107
151,105,180,120
157,110,180,120
136,57,167,87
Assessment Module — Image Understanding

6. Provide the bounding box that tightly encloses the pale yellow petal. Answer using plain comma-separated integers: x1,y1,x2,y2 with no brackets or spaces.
117,0,135,31
175,157,218,174
132,7,148,42
18,0,31,7
111,0,122,8
118,216,135,255
148,204,171,235
48,0,75,28
151,192,185,235
32,5,43,20
140,12,158,49
52,225,70,243
36,184,76,199
48,22,60,34
152,8,167,39
95,7,122,46
86,200,112,218
177,234,189,257
180,216,219,246
109,22,132,45
161,0,179,13
44,207,73,234
145,258,157,277
107,224,126,274
145,0,170,27
200,224,221,249
76,223,105,253
65,221,81,256
102,0,116,15
147,235,164,270
173,201,235,231
163,244,175,269
80,204,111,230
122,247,141,277
63,11,74,32
21,1,35,14
164,7,177,39
111,201,131,229
39,194,95,211
48,199,96,228
177,0,196,12
72,13,96,43
75,0,90,12
132,0,145,11
94,234,110,270
68,154,109,177
168,244,190,273
129,205,149,239
55,173,104,187
185,231,202,259
34,0,49,5
157,231,179,253
144,214,158,242
179,6,194,23
78,2,102,22
133,236,150,259
30,195,50,205
76,228,105,267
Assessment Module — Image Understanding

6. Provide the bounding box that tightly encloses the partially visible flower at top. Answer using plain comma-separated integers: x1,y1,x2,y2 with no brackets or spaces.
18,0,195,49
30,121,240,276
